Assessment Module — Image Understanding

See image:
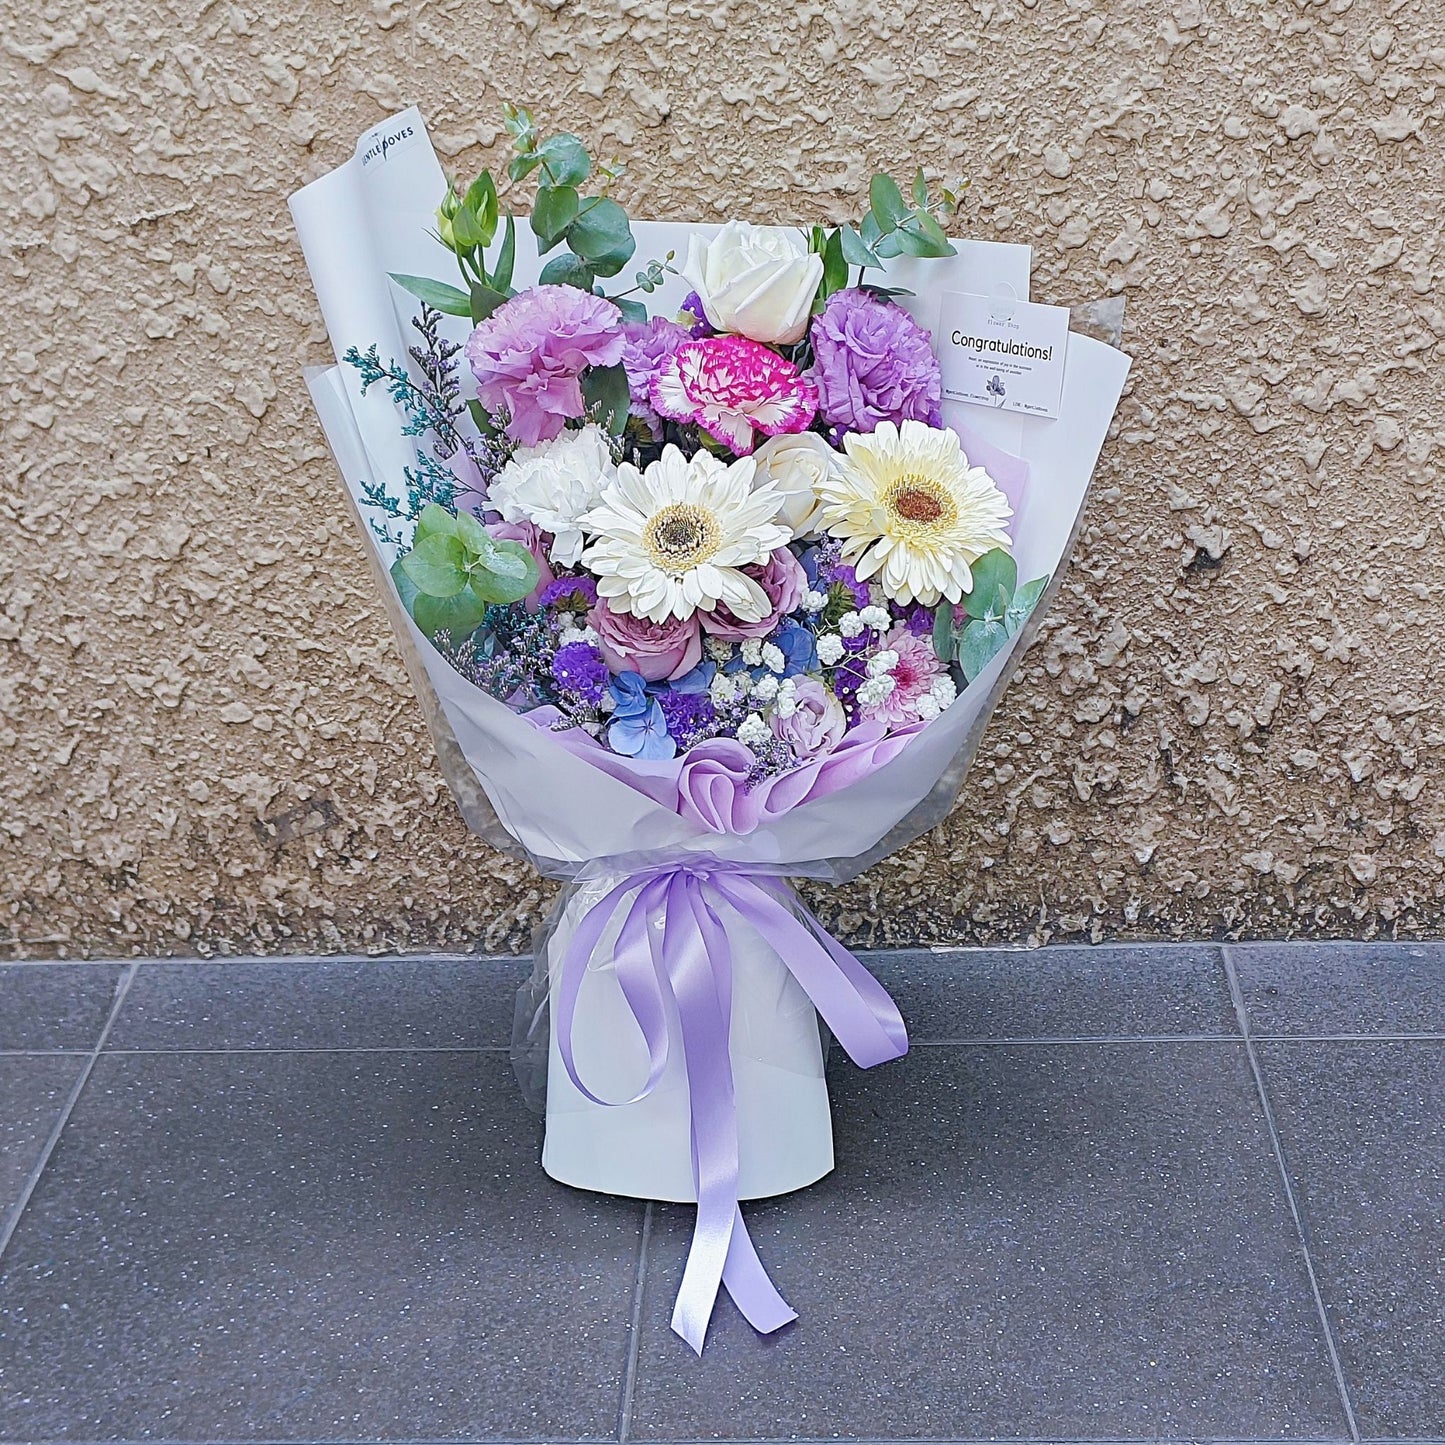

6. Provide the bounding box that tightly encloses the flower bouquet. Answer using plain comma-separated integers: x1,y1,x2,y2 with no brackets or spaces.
291,106,1130,1353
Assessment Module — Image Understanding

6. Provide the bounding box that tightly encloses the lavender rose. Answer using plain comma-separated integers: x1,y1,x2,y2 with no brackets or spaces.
588,598,702,682
807,288,943,434
699,547,808,641
771,677,847,759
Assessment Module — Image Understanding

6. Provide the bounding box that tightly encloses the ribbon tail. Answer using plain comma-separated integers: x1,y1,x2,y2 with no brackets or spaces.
722,1203,797,1334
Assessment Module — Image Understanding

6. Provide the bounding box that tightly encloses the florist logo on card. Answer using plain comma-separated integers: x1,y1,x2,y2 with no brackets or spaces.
359,121,419,170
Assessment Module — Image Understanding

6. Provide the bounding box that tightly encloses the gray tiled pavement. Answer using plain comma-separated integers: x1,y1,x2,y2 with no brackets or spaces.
0,942,1439,1443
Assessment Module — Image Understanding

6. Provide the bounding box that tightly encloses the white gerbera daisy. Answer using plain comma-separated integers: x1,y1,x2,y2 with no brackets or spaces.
818,419,1013,606
488,424,616,567
578,444,792,624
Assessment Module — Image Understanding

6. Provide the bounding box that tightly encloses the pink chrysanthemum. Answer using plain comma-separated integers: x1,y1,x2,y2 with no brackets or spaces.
649,336,818,455
465,286,625,447
859,624,951,727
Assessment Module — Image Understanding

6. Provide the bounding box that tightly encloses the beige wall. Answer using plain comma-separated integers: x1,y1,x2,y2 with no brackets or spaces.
3,1,1443,959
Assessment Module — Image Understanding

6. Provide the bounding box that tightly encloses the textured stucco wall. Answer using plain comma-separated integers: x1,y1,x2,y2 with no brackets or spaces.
3,0,1444,959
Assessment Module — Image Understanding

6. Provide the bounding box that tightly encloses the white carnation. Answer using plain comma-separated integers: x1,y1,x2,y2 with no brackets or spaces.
488,425,616,567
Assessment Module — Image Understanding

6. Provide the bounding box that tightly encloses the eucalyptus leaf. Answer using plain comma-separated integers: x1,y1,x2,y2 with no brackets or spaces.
531,183,579,251
963,549,1019,619
507,152,543,184
612,295,649,324
468,540,540,605
413,502,456,544
869,173,908,229
932,602,955,663
1005,574,1049,635
537,132,592,188
911,167,929,208
839,224,879,268
539,253,596,290
387,273,472,318
452,510,493,557
414,588,488,640
956,616,1009,682
401,532,468,597
390,554,419,614
568,197,635,276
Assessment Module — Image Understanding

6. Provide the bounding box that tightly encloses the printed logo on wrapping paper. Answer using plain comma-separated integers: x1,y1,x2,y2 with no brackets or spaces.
937,290,1070,419
359,118,421,171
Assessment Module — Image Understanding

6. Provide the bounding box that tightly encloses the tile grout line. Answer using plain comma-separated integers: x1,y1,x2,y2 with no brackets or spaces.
616,1200,653,1442
1221,942,1361,1444
0,962,138,1267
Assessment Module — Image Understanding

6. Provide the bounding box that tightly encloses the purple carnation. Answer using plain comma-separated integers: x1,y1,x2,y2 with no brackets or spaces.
551,641,609,705
620,317,692,433
657,688,717,749
807,288,943,434
465,286,625,447
538,575,598,611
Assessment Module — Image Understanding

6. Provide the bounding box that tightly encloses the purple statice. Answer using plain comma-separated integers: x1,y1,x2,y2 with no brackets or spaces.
743,734,803,792
620,316,692,433
831,651,869,726
656,688,717,750
465,286,625,447
899,601,935,636
538,575,599,612
679,291,715,339
551,641,609,705
807,288,943,434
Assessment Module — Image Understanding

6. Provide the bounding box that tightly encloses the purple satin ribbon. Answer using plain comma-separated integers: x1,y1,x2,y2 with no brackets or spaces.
554,863,908,1354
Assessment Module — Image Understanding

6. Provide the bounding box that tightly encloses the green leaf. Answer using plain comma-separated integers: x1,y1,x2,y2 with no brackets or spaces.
401,532,468,597
507,152,544,184
537,132,592,188
613,295,649,324
450,202,484,251
956,617,1009,682
413,502,457,545
468,540,540,604
413,587,488,640
390,554,420,614
452,510,493,557
468,399,495,436
910,208,955,254
892,221,944,257
469,283,510,324
839,224,879,268
567,198,635,276
388,273,473,318
581,360,631,434
860,210,885,250
911,166,929,209
963,549,1018,619
874,230,904,259
539,253,597,290
932,602,955,663
531,184,579,251
464,172,499,244
492,213,517,293
1005,574,1049,635
821,228,848,298
869,172,908,229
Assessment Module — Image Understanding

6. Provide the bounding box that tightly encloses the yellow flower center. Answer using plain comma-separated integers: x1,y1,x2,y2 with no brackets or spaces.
645,503,721,574
883,473,956,533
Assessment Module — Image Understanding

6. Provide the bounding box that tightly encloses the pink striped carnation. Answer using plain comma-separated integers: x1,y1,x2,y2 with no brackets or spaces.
649,336,818,456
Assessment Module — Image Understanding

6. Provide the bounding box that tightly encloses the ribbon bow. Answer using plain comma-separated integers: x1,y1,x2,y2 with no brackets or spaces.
555,863,908,1354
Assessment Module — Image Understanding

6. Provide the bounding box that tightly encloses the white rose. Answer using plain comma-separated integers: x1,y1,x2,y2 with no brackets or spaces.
680,220,824,346
751,432,836,538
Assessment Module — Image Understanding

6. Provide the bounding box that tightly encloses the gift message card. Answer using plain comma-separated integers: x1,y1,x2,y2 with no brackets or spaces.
937,291,1070,419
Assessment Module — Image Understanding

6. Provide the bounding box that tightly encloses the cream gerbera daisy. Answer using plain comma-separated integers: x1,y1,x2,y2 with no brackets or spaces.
578,444,793,624
818,419,1013,606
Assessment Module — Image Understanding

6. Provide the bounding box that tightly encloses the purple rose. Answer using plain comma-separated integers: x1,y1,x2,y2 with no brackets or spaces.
807,288,943,433
465,285,625,447
771,677,847,759
588,598,702,682
486,518,554,612
621,316,692,433
699,548,808,641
